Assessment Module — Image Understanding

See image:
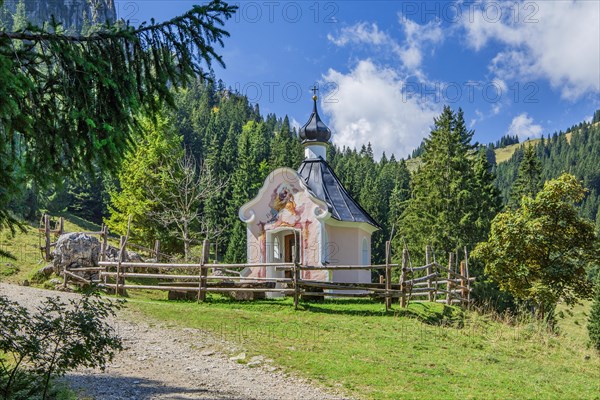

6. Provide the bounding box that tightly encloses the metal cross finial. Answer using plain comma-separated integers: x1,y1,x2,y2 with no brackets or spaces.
310,85,318,96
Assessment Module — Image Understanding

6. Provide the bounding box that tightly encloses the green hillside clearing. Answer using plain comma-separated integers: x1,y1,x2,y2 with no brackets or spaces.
2,216,599,399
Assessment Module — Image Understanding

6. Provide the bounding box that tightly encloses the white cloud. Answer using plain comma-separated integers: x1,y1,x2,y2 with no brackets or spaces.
397,17,444,71
507,113,543,140
461,0,600,100
326,22,390,47
321,60,440,159
327,19,443,76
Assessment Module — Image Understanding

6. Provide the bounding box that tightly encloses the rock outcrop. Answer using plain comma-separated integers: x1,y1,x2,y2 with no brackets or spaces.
52,232,100,270
1,0,116,32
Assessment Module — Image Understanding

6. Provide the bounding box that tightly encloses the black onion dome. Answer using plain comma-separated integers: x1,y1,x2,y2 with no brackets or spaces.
299,96,331,144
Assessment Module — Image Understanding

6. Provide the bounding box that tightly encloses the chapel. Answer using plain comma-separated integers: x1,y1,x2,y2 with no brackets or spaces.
239,91,380,293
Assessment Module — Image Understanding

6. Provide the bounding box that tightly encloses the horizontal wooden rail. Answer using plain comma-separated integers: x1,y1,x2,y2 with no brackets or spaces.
102,272,294,283
99,261,295,269
408,287,436,293
101,283,295,293
301,291,376,298
406,292,431,297
64,270,92,284
435,265,469,280
412,277,475,287
406,272,438,285
301,281,399,293
69,267,105,272
299,264,398,271
405,262,435,272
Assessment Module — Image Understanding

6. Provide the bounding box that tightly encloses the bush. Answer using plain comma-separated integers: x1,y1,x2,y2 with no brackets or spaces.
0,293,123,399
589,278,600,350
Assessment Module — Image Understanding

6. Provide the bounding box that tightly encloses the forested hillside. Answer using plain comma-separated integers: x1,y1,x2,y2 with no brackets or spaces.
104,80,411,264
2,0,597,265
0,0,115,32
495,118,600,227
7,70,599,266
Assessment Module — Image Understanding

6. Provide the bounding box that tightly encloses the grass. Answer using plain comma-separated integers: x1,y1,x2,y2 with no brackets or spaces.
129,296,600,400
0,213,103,285
0,223,48,284
3,216,600,399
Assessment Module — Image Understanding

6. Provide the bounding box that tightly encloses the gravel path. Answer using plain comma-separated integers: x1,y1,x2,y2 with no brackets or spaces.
0,283,347,400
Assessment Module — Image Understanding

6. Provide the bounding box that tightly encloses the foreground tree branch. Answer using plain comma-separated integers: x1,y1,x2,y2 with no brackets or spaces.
0,0,236,232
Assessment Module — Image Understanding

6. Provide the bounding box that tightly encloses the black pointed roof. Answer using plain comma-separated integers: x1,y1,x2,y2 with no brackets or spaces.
298,159,380,229
298,95,331,145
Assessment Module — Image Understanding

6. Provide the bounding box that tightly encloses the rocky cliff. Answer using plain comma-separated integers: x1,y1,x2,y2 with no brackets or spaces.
2,0,116,32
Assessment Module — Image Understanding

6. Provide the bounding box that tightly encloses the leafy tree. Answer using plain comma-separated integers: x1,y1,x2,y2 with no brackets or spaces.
0,0,236,237
106,115,183,248
145,153,226,260
473,174,598,320
509,144,542,208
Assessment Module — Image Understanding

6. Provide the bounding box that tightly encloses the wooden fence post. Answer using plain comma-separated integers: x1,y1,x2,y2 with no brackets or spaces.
100,225,109,286
116,235,126,296
446,252,454,305
58,217,64,235
400,248,408,308
44,214,51,262
62,264,68,289
154,240,161,262
198,239,209,302
464,246,470,307
385,241,391,311
460,261,467,306
426,245,433,302
293,246,300,310
99,225,106,262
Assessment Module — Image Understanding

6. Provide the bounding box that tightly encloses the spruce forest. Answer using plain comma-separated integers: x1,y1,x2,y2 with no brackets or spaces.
2,1,600,398
8,76,600,271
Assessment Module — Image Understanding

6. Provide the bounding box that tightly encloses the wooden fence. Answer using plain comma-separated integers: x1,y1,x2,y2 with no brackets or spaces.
62,233,473,310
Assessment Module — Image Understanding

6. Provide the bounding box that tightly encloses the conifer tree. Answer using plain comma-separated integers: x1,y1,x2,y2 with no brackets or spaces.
399,106,482,256
224,121,265,262
0,0,236,239
589,276,600,350
472,148,502,242
509,144,542,208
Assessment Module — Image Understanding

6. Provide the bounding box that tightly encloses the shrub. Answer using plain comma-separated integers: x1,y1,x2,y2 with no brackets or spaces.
0,293,123,399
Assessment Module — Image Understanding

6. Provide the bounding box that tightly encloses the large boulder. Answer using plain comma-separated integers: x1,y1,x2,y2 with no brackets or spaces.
53,232,100,270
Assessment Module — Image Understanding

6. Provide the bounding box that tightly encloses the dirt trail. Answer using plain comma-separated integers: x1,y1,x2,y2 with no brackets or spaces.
0,283,347,400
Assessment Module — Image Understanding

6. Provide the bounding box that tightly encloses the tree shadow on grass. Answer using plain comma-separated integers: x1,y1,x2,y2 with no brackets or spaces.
162,296,464,326
64,373,249,400
299,299,465,326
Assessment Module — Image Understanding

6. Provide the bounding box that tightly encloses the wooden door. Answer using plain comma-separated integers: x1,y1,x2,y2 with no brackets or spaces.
284,233,299,279
284,234,296,263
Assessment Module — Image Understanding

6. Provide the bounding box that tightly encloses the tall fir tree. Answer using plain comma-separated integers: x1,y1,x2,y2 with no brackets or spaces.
398,106,490,258
225,120,266,262
509,144,542,208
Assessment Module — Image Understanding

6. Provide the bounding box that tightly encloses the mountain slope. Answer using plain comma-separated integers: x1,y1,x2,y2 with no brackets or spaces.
1,0,116,32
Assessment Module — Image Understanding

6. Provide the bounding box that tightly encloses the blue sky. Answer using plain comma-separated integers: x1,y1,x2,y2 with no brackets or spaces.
116,1,600,159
